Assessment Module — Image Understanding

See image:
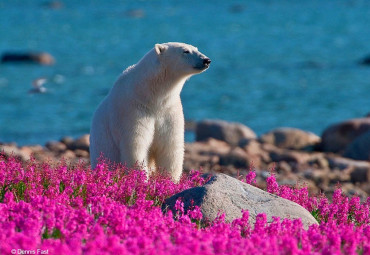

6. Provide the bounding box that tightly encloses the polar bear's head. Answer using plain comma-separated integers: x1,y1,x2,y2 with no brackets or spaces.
154,42,211,76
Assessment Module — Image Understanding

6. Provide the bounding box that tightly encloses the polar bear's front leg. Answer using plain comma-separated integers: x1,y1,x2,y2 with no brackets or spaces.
155,133,184,182
119,118,155,177
155,109,185,183
156,141,184,182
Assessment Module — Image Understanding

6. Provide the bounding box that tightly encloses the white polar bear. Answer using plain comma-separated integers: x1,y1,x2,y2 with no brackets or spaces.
90,42,211,181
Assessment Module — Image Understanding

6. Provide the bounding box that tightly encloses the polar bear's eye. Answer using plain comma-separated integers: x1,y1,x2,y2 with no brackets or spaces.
183,50,190,54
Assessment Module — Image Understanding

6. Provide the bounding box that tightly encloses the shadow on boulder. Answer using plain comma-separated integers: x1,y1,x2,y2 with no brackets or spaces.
320,118,370,153
344,131,370,161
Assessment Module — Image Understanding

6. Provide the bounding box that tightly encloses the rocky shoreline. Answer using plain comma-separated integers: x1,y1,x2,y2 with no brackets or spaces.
1,116,370,200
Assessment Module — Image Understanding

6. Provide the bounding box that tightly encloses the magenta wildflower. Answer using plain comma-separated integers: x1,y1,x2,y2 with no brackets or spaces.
0,155,369,254
245,171,257,185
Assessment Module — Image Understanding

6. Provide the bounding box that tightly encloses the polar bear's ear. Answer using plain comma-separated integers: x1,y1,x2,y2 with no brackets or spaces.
155,44,167,55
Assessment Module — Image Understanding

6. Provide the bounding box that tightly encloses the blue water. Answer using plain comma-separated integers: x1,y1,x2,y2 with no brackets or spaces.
1,0,370,145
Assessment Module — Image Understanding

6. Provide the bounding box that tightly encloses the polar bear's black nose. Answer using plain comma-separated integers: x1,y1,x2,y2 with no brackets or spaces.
203,58,211,66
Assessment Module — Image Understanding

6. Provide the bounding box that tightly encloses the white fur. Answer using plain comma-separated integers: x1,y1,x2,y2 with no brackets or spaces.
90,42,210,182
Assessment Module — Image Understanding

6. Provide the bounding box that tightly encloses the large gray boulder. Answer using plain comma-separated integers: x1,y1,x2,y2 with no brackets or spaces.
259,127,320,150
163,173,318,229
196,119,256,146
321,118,370,153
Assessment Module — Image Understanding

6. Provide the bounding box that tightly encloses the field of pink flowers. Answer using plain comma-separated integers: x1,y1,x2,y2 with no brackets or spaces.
1,154,370,255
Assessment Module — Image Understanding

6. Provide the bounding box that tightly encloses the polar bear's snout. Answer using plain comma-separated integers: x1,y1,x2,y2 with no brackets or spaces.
203,58,211,67
194,57,211,70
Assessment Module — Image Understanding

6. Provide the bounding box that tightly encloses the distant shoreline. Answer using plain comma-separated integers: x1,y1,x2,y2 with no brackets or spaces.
2,117,370,200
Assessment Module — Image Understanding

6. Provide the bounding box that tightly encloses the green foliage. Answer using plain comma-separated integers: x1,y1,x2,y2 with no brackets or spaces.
42,177,50,191
70,184,88,205
0,184,9,203
42,227,63,239
310,209,321,223
59,181,66,193
13,181,26,202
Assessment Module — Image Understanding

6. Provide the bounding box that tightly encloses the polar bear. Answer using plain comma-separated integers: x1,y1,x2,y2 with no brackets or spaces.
89,42,211,181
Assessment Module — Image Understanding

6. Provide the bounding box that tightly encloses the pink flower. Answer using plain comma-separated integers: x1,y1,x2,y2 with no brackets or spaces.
1,155,370,254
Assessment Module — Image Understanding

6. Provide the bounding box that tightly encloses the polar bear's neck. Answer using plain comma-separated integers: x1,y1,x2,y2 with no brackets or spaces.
123,49,190,108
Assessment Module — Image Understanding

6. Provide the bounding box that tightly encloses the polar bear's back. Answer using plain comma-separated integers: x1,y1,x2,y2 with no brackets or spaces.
89,55,152,168
90,98,120,168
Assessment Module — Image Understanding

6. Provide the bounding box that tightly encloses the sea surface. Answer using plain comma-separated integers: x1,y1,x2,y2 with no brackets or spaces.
1,0,370,146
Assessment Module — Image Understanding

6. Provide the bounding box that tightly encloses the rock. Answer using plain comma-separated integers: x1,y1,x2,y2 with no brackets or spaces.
343,131,370,161
0,144,31,161
259,128,320,150
45,141,67,153
60,136,74,147
349,167,370,183
1,144,19,155
340,183,368,201
163,173,318,229
269,150,310,166
184,139,231,173
307,154,329,169
1,51,55,65
68,134,90,151
18,147,34,161
195,119,256,146
277,177,298,186
359,54,370,66
238,138,259,150
219,147,249,168
26,145,44,154
328,170,351,183
307,169,330,187
321,118,370,153
185,139,231,158
239,139,268,167
262,144,311,166
304,180,321,195
59,150,76,161
275,161,292,175
327,156,370,171
326,156,370,183
185,120,196,132
74,149,89,158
